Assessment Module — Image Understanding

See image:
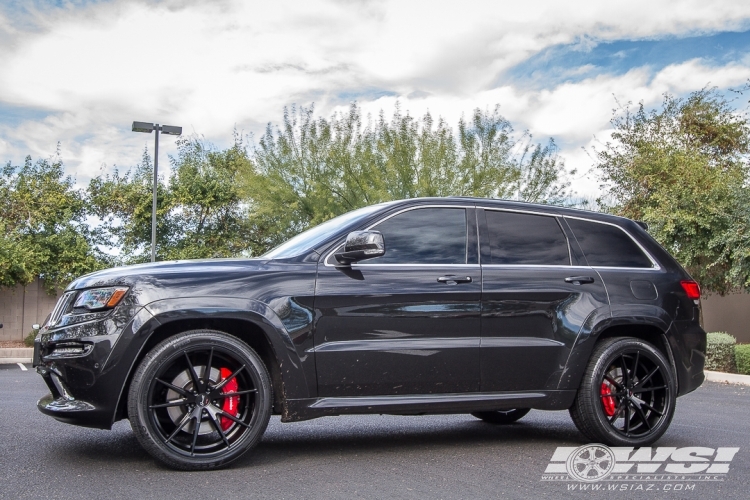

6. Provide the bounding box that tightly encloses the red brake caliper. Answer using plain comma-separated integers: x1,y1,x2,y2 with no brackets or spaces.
601,382,616,417
219,367,240,431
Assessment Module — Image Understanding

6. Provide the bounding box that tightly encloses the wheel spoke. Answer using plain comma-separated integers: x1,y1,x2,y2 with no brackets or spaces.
184,352,202,390
619,356,630,386
608,403,624,423
633,403,652,430
218,409,251,428
212,365,246,391
635,367,659,388
165,411,193,444
624,404,631,434
632,351,640,381
190,411,201,456
215,388,257,398
640,400,664,416
203,347,214,387
206,410,231,448
155,378,192,397
149,398,188,409
604,375,623,389
633,384,666,394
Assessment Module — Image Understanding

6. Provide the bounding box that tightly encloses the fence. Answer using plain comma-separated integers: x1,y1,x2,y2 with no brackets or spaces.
0,278,62,342
1,280,748,343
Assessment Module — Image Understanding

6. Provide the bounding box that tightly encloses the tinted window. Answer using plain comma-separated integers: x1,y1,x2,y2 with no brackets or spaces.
367,208,467,264
566,218,653,268
485,211,570,265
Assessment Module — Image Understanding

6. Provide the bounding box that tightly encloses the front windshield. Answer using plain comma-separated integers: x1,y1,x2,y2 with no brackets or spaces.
262,203,391,259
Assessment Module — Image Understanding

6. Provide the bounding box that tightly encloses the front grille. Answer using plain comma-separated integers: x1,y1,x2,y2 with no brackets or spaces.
47,291,77,328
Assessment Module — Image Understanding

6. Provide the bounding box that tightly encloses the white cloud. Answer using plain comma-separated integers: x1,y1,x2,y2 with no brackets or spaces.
0,0,749,194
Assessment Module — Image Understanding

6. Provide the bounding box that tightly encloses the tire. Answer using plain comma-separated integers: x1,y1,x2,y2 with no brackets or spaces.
127,330,272,470
471,408,530,424
569,336,676,447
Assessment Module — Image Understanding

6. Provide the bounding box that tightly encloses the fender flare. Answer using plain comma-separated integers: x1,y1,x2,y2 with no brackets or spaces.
109,296,313,426
557,304,672,391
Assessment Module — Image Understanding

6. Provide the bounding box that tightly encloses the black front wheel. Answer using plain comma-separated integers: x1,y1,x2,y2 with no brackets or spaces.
471,408,530,424
127,330,272,470
569,337,676,447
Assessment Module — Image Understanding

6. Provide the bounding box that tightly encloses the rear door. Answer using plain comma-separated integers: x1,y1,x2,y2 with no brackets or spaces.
313,205,481,397
478,208,609,392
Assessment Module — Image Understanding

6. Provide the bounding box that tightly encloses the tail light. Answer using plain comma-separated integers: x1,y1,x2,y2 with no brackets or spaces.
680,280,701,300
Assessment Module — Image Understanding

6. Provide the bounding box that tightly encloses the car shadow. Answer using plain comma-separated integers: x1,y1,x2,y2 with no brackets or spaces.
47,412,585,470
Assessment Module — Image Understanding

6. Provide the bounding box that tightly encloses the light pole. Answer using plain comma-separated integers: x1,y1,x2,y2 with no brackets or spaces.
132,121,182,262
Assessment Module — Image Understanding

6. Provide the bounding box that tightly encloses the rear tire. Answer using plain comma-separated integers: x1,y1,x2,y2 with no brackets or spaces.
127,330,272,470
471,408,530,424
569,336,676,447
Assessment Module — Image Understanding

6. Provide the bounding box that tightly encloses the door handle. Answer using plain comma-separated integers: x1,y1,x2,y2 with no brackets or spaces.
565,276,595,285
437,275,472,285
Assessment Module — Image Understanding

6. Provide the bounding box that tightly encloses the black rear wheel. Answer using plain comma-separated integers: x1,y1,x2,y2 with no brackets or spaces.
471,408,530,424
569,337,675,447
127,330,272,470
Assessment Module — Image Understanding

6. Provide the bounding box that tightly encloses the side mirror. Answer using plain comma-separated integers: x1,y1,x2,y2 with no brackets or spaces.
334,231,385,266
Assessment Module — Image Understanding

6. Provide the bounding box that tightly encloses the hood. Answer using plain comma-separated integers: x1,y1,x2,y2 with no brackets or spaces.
67,258,270,291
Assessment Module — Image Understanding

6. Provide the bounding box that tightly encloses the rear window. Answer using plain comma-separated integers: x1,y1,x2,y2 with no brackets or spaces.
485,210,570,265
566,218,653,268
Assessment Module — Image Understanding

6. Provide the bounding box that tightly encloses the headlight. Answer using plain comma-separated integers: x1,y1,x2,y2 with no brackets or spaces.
74,287,129,310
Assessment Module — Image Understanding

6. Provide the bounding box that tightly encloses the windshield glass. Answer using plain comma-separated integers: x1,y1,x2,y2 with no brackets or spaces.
262,203,390,259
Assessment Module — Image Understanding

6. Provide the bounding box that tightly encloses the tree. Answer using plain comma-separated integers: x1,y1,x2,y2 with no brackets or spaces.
0,152,103,292
89,136,260,263
243,103,572,252
596,88,750,294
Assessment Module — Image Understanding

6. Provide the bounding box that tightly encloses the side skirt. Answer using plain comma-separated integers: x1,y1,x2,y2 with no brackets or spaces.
282,390,576,422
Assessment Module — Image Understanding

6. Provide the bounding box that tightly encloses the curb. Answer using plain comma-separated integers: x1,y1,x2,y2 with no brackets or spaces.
0,358,32,364
704,370,750,386
0,347,33,365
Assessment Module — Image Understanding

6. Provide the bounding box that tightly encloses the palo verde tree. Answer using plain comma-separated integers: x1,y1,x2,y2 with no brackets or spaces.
596,88,750,294
243,103,572,251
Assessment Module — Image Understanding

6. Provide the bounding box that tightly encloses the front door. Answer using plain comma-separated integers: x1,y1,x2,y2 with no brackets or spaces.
313,206,481,397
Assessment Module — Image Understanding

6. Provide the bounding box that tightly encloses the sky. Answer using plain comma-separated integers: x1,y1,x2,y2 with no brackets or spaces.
1,0,749,198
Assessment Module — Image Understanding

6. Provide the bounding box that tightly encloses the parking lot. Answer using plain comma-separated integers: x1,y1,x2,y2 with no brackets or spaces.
1,364,748,500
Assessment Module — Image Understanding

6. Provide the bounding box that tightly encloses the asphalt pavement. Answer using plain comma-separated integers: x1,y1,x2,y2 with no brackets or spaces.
1,363,748,500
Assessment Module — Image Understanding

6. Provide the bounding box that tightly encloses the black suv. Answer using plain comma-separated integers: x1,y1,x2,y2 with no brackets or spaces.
34,197,706,470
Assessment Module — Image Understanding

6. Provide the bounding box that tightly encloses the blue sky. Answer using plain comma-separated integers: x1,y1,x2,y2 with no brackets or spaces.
1,0,749,197
506,30,750,88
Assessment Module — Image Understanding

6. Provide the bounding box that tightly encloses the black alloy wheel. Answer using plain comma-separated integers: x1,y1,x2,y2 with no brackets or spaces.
569,336,676,447
471,408,531,424
128,330,272,470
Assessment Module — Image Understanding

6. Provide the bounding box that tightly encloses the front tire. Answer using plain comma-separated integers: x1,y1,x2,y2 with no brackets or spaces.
569,336,676,447
471,408,530,424
127,330,272,470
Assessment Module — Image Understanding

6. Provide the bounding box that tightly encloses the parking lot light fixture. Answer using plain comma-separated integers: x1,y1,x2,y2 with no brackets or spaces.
131,121,183,262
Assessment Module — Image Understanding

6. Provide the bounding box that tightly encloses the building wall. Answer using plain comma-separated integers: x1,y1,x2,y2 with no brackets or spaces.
702,293,750,343
0,278,62,342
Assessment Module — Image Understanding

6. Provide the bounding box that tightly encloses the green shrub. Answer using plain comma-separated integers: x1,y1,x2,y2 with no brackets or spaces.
735,344,750,376
23,331,36,347
705,332,737,373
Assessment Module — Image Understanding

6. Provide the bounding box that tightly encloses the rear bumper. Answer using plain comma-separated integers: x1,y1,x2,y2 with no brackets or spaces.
669,320,706,396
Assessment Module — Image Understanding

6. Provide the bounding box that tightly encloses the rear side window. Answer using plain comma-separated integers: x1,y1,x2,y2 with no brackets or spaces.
485,210,570,265
566,218,653,268
366,208,467,264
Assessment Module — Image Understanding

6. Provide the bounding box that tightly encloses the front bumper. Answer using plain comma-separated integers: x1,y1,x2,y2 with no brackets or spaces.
35,307,158,429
